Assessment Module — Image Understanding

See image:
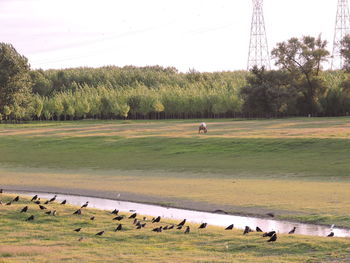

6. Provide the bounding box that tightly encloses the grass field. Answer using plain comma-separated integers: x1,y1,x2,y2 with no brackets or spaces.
1,193,350,263
1,118,350,228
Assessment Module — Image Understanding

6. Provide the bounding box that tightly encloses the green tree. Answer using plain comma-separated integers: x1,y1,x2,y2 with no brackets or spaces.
271,36,329,115
0,43,32,118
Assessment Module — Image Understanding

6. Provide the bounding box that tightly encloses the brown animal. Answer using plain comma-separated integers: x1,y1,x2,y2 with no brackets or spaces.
198,122,207,134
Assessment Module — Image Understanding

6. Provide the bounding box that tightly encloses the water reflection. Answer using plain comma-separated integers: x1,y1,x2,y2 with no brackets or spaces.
9,191,350,238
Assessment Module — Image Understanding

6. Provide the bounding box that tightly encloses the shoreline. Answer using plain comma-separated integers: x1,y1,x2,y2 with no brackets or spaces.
2,184,349,231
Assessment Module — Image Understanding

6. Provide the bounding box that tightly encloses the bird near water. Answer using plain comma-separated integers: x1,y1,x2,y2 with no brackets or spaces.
288,227,296,234
256,227,263,232
177,219,186,227
73,209,82,215
267,233,277,242
152,216,161,223
39,205,47,210
113,216,124,221
111,209,119,215
129,213,137,219
60,200,67,205
225,224,234,230
49,195,57,202
184,226,190,234
199,223,207,229
263,231,276,237
31,195,38,201
13,196,19,202
243,226,252,235
327,232,335,237
81,201,89,208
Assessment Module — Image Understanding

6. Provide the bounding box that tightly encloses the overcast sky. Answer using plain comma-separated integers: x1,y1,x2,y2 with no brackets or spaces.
0,0,340,72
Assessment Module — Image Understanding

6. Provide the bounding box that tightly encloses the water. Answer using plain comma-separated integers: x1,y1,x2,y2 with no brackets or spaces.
6,190,350,238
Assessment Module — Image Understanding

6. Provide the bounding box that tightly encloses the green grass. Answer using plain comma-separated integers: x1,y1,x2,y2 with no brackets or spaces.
0,194,350,263
0,136,350,178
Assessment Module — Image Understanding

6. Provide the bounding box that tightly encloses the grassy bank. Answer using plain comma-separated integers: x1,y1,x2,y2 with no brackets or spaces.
1,118,350,228
0,194,349,263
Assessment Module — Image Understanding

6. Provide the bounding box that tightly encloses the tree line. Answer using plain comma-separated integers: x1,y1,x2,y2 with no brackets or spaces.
2,35,350,121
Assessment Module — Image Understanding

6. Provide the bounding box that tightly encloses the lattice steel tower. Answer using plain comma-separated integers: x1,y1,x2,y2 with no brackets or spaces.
331,0,350,69
247,0,271,70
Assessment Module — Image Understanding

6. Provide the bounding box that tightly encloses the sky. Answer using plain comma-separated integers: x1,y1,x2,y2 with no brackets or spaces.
0,0,340,72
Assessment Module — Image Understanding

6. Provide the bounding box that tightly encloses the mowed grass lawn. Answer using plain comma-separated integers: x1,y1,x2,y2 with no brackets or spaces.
1,194,350,263
1,118,350,227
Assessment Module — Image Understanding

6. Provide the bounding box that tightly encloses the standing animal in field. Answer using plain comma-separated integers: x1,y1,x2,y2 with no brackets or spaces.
198,122,207,134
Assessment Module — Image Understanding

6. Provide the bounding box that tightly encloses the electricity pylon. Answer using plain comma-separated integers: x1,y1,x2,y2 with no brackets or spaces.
247,0,271,70
331,0,350,69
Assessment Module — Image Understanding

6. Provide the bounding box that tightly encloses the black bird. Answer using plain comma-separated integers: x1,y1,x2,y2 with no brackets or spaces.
45,211,52,215
225,224,234,230
49,195,57,202
152,226,162,232
267,233,277,242
133,219,139,225
13,196,19,202
81,201,89,208
199,223,207,229
327,232,335,237
177,219,186,227
44,200,49,205
74,228,82,232
114,224,122,231
168,225,174,230
95,231,104,236
243,226,252,235
34,200,41,205
73,209,82,215
129,213,137,219
5,201,12,206
31,195,38,201
20,206,28,213
61,200,67,205
256,227,263,232
26,215,34,221
136,224,142,229
111,209,119,215
288,227,296,234
184,226,190,234
39,205,47,210
0,189,2,193
163,225,169,230
90,216,95,221
152,216,161,223
113,216,124,221
262,231,276,237
177,225,183,230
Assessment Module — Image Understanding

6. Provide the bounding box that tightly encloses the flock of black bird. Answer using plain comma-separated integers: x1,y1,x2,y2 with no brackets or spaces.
0,191,337,242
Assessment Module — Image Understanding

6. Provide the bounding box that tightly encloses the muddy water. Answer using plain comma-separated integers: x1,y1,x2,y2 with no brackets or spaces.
8,191,350,238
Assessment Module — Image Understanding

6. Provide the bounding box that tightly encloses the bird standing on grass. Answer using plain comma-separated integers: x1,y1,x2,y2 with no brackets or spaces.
49,195,57,202
113,216,124,221
114,224,122,231
225,224,234,230
61,200,67,205
152,216,161,223
96,231,104,236
73,209,82,215
129,213,137,219
26,215,34,221
243,226,252,235
81,201,89,209
20,206,28,213
111,209,118,215
288,227,296,234
13,196,19,202
199,223,207,229
31,195,38,201
256,227,263,232
177,219,186,227
74,228,82,232
267,233,277,242
184,226,190,234
262,231,276,237
39,205,47,210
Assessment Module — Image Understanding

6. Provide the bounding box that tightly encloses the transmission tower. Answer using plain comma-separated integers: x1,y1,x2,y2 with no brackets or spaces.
247,0,271,70
331,0,350,69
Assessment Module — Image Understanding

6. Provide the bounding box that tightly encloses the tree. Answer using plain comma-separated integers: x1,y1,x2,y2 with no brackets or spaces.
340,35,350,72
0,43,32,118
271,36,329,115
